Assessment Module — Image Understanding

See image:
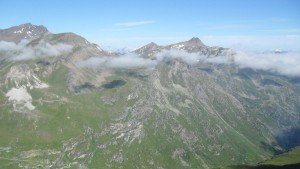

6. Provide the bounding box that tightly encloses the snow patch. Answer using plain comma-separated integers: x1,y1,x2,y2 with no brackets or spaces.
6,86,35,110
13,30,23,34
173,44,185,49
27,31,33,37
96,46,103,52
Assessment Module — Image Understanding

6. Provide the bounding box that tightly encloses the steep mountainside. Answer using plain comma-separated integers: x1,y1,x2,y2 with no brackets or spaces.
0,24,299,169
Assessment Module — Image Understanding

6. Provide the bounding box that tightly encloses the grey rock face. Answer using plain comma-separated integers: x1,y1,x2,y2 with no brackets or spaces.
0,23,49,43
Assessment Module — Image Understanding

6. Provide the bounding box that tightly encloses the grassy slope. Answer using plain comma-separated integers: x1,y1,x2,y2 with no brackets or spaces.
0,60,299,168
262,146,300,166
221,146,300,169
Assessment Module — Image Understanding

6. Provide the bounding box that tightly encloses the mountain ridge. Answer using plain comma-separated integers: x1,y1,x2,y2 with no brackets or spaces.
1,23,226,58
0,23,299,169
0,23,49,43
135,37,229,58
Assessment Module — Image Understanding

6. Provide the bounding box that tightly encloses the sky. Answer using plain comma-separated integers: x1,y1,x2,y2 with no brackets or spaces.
0,0,300,50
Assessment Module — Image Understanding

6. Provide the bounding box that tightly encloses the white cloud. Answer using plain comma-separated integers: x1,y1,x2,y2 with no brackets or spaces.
0,40,73,60
77,57,107,67
200,35,300,51
107,54,156,68
114,20,156,27
78,48,300,77
156,49,206,65
77,53,156,69
34,41,73,57
158,50,300,77
233,51,300,77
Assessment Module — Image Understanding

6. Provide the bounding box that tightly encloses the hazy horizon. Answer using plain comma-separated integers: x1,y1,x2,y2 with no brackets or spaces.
1,0,299,50
1,1,300,168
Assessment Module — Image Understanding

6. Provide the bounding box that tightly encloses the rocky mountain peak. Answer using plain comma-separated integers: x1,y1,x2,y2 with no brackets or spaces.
0,23,49,43
186,37,204,45
134,42,162,57
134,37,228,57
147,42,159,47
165,37,207,53
142,42,160,50
19,23,47,29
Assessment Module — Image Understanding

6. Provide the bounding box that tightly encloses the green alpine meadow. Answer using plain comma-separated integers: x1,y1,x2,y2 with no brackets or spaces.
0,23,299,168
1,1,300,168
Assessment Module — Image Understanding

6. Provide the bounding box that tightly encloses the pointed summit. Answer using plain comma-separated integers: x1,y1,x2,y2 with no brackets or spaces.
134,42,162,58
187,37,204,45
165,37,206,52
143,42,160,49
135,42,161,52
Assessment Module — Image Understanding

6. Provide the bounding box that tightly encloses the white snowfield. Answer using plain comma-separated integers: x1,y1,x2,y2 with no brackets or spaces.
5,64,50,111
6,86,35,110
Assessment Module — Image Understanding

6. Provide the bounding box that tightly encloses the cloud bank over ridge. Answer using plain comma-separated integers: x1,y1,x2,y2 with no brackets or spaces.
78,49,300,77
0,40,73,60
1,39,299,77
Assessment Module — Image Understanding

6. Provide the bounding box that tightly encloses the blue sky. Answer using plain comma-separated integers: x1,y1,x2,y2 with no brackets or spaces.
0,0,300,50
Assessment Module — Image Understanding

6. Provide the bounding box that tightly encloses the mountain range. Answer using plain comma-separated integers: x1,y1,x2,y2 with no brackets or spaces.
0,23,299,169
134,37,229,58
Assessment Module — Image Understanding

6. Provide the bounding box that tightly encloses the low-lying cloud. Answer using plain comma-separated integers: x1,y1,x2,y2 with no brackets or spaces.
155,49,234,65
78,49,213,69
233,51,300,77
78,48,300,77
156,49,300,77
0,40,73,60
77,53,156,68
2,38,298,77
155,49,206,65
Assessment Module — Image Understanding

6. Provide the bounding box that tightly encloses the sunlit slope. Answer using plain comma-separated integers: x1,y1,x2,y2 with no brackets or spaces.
1,23,300,169
1,57,299,168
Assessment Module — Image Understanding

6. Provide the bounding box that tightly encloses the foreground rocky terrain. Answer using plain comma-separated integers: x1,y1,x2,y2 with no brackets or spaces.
0,23,299,168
